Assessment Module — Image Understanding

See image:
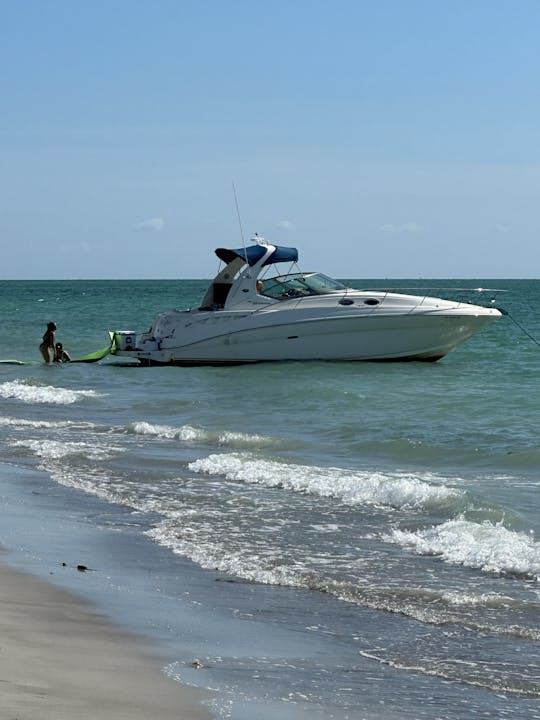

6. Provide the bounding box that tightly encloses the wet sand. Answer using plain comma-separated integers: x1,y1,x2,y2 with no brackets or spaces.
0,562,211,719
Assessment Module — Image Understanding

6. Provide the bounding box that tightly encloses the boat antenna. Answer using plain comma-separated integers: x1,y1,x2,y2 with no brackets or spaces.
232,182,248,264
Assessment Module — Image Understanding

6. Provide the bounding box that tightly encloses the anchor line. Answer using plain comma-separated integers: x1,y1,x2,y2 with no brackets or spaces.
500,308,540,348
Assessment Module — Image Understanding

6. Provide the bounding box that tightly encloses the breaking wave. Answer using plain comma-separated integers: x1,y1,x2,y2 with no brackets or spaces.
384,517,540,580
10,438,123,461
0,379,101,405
127,421,279,448
147,516,540,641
188,452,464,512
0,416,276,449
0,416,99,431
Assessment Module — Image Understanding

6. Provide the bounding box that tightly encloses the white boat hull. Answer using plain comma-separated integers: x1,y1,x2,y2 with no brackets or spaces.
115,307,500,365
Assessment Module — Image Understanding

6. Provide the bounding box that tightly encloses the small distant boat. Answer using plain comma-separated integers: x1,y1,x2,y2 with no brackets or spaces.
111,236,502,365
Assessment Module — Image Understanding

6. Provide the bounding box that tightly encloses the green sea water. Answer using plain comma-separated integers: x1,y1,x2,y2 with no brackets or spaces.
1,278,539,719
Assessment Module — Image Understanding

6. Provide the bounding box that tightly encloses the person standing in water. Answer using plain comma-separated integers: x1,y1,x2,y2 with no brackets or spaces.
39,321,56,363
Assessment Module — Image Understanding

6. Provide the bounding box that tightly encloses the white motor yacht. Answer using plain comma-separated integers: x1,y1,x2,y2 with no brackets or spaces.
111,237,502,365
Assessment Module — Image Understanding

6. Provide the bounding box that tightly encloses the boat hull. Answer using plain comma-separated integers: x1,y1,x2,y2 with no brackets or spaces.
115,309,500,366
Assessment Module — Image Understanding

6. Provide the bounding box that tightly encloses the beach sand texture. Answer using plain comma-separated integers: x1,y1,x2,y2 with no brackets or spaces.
0,563,210,720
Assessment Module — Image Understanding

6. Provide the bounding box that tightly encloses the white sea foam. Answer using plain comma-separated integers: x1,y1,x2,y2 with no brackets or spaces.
216,430,274,447
0,416,67,429
0,416,98,430
10,438,123,461
439,589,514,607
129,421,206,441
128,421,276,447
145,514,540,642
0,379,101,405
385,518,540,579
147,518,301,586
188,453,463,511
45,464,132,505
358,649,539,697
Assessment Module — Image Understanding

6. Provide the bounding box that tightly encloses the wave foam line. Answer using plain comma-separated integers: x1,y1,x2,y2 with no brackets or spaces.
45,463,133,506
384,518,540,580
147,519,301,586
188,453,463,511
10,438,123,461
0,416,101,431
0,379,101,405
327,581,540,640
148,519,540,641
128,421,277,448
0,416,278,450
359,650,540,698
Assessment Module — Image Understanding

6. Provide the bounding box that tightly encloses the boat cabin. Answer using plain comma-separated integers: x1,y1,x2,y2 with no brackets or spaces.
198,241,345,311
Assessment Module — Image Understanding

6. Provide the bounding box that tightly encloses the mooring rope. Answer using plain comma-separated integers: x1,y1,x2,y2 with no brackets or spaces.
500,307,540,348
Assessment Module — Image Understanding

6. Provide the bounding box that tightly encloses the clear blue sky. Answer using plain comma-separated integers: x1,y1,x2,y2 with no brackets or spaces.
1,0,539,278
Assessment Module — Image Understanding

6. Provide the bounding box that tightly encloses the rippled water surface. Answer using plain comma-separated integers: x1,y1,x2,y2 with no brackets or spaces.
1,277,539,719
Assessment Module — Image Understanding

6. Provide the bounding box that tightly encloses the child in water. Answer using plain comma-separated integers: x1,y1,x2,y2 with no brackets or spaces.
54,342,71,363
39,322,56,363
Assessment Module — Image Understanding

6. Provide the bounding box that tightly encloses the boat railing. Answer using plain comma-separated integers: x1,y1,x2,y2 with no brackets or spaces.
253,285,508,313
359,287,508,310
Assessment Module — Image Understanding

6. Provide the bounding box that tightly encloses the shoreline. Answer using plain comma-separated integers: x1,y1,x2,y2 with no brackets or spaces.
0,560,211,719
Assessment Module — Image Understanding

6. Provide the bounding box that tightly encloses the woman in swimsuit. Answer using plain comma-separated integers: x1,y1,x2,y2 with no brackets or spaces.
39,321,57,363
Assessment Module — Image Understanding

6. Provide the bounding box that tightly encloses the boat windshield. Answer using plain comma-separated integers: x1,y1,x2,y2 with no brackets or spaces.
261,272,347,300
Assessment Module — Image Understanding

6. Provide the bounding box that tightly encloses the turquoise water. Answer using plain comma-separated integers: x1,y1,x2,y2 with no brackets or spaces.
0,278,539,719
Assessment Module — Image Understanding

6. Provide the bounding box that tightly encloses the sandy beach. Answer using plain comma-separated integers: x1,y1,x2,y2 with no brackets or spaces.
0,562,210,720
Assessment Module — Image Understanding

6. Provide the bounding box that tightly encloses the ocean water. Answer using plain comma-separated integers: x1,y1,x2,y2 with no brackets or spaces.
0,277,539,720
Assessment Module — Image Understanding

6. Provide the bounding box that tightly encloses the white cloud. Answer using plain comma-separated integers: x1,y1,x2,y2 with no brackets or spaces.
277,219,294,231
135,217,165,232
379,222,422,234
401,222,421,233
495,224,509,233
59,240,92,254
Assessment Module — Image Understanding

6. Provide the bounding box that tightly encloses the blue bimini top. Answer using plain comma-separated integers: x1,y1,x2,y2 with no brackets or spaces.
215,244,298,267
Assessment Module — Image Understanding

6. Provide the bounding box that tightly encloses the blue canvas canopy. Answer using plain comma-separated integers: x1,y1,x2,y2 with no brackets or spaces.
215,244,298,267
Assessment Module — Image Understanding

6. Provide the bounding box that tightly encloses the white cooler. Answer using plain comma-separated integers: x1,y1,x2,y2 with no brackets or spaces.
114,331,137,351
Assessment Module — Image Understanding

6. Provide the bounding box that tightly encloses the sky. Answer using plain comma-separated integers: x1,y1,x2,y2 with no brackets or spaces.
1,0,539,279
